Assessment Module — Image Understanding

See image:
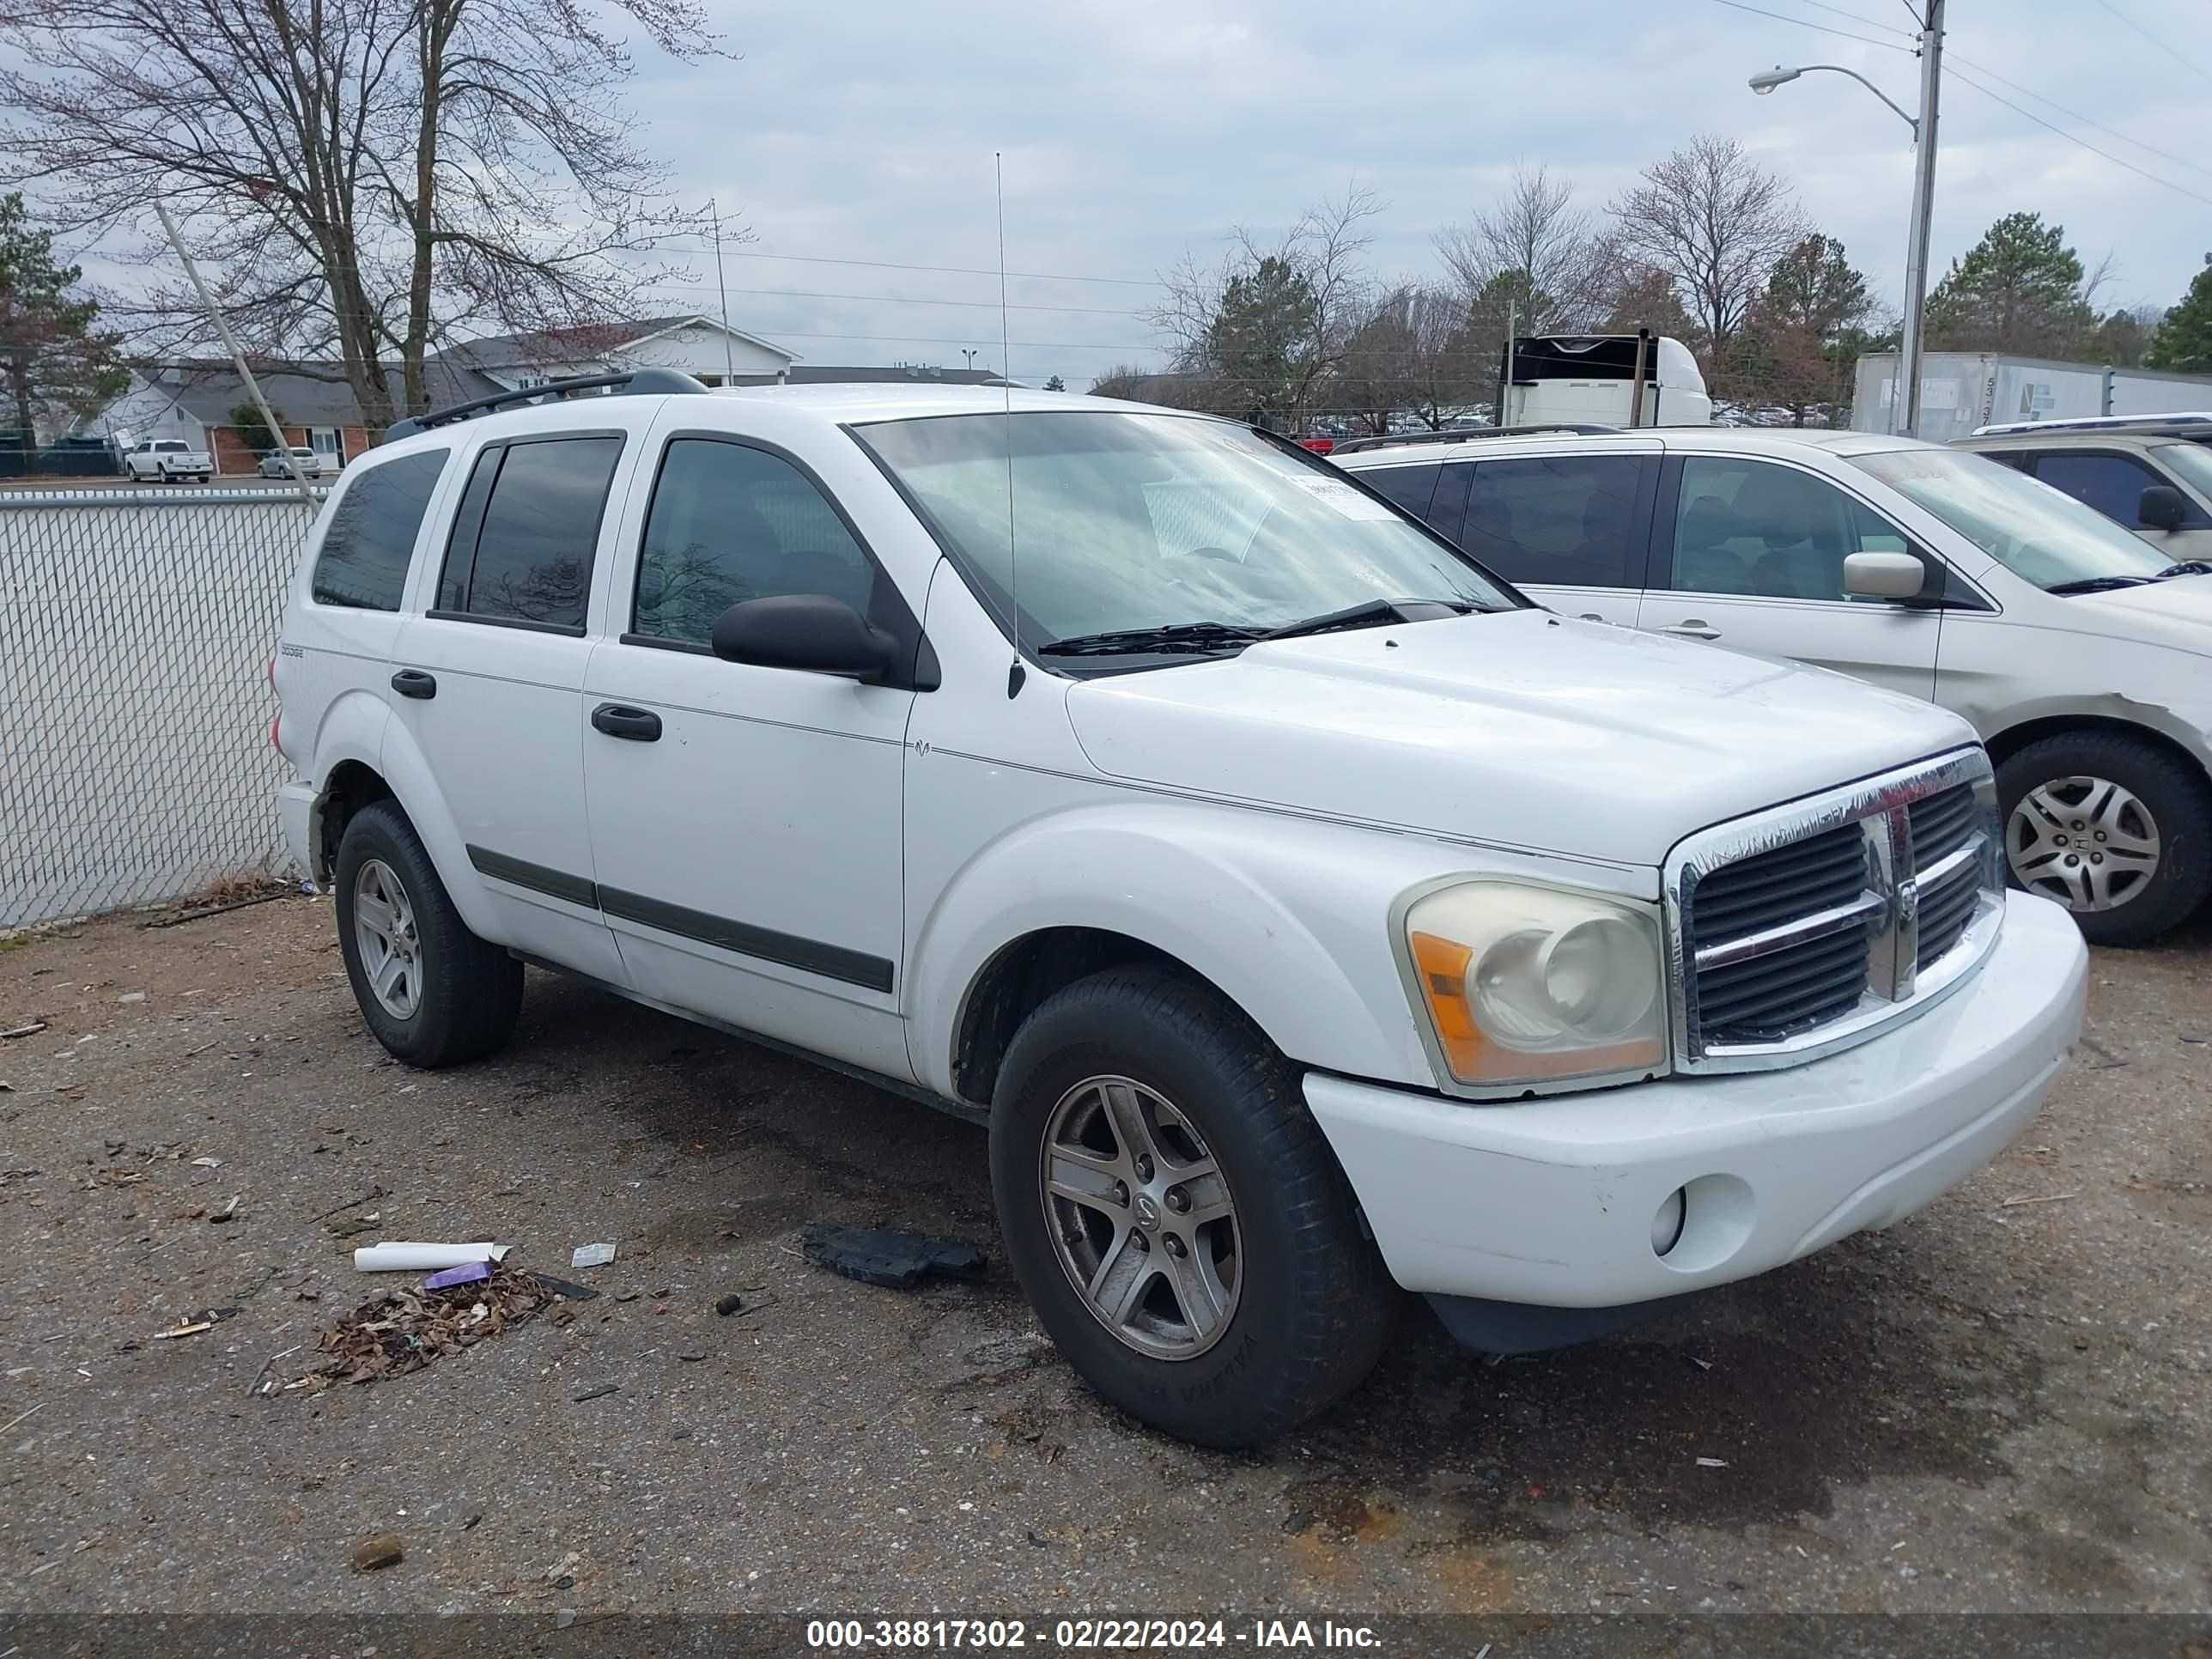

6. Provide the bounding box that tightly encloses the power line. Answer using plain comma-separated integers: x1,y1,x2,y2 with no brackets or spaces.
1944,64,2212,210
1786,0,1917,41
739,327,1164,351
647,281,1147,319
643,242,1166,289
1704,0,1916,52
1945,50,2212,181
2090,0,2210,80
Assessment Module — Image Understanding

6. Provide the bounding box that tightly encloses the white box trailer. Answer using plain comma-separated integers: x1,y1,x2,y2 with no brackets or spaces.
1851,350,2212,442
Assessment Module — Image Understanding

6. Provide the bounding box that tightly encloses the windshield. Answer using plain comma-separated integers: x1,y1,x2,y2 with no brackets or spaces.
854,411,1515,659
2154,441,2212,501
1850,447,2169,591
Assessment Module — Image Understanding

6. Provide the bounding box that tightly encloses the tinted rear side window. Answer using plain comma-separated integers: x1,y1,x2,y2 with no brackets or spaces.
312,448,450,611
1463,455,1649,588
1358,464,1441,520
436,435,624,631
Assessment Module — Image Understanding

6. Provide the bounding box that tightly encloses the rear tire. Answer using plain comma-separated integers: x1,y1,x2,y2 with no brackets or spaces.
333,800,523,1066
988,967,1395,1447
1996,732,2212,945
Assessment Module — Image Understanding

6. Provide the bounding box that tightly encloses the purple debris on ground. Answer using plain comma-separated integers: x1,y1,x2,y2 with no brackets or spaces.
422,1261,494,1291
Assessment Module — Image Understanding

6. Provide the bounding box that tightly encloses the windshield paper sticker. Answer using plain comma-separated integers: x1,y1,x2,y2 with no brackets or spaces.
1289,475,1399,520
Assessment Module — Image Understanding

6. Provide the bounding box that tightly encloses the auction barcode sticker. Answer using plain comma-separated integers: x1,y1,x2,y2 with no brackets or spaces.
1287,475,1398,520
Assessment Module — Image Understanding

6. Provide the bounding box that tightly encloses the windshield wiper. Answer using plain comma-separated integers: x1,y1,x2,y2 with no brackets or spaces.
2157,559,2212,578
1258,596,1475,642
2046,575,2155,595
1036,621,1269,658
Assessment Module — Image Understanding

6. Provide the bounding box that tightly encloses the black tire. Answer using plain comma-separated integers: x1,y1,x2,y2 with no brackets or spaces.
333,799,523,1066
1996,732,2212,945
988,967,1395,1448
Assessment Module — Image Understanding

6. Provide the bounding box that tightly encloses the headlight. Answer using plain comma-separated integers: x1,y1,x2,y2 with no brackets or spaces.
1399,880,1668,1091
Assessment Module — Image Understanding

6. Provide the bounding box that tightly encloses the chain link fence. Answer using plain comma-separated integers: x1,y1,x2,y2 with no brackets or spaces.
2,485,326,929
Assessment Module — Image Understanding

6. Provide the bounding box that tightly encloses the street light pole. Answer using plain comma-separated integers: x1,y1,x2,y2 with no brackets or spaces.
1747,0,1942,436
1897,0,1944,438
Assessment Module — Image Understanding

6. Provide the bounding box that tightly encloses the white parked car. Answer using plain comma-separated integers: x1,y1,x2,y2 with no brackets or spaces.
1338,428,2212,943
124,437,212,483
258,445,325,480
273,375,2085,1446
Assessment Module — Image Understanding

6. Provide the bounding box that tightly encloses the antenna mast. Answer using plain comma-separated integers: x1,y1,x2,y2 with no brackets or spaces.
708,197,736,386
996,153,1023,697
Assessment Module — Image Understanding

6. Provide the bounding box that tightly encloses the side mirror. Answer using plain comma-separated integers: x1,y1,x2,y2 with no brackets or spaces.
710,593,899,683
2139,483,2189,532
1843,550,1932,601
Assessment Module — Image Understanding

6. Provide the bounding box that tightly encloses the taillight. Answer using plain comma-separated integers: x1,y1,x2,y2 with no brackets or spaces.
270,711,283,752
1297,436,1335,454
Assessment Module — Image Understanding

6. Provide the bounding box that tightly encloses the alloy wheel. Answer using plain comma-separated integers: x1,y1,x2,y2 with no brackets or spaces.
353,858,424,1018
1038,1074,1241,1360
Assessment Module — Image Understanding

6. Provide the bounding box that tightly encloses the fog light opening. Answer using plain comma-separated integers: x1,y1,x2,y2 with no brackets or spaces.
1651,1187,1687,1258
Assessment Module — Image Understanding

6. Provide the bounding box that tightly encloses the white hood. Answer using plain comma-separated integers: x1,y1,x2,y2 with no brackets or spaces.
1064,611,1976,866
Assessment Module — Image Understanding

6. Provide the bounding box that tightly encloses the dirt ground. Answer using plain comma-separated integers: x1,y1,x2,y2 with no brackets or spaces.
1,896,2207,1630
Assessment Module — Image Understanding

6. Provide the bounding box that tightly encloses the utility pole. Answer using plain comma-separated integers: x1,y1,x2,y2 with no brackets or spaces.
707,197,736,386
1896,0,1943,437
150,195,314,504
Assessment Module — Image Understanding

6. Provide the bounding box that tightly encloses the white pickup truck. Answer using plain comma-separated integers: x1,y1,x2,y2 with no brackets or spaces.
271,374,2087,1446
125,437,214,483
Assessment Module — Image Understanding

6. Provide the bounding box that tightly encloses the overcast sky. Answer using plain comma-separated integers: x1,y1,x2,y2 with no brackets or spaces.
618,0,2212,388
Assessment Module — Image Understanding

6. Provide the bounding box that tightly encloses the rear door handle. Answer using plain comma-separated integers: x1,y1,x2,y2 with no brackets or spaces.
591,702,662,742
1657,620,1722,641
390,669,437,700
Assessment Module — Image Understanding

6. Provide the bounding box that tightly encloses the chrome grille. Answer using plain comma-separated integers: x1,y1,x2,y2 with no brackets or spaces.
1690,823,1875,1044
1668,750,2006,1073
1908,782,1989,965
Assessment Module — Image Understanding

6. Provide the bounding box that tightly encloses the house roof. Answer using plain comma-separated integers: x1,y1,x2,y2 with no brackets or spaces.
428,314,796,371
139,360,506,428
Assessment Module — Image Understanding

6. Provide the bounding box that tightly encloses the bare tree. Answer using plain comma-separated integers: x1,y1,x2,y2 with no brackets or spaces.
1608,135,1805,364
1433,164,1613,336
0,0,725,428
1148,183,1384,424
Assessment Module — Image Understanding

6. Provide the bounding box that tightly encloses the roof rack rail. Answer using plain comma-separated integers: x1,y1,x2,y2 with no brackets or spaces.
1968,411,2212,440
1329,423,1619,455
385,367,710,441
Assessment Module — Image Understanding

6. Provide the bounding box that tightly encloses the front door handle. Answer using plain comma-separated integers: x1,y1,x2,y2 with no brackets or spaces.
1657,620,1722,641
390,669,437,700
591,702,662,742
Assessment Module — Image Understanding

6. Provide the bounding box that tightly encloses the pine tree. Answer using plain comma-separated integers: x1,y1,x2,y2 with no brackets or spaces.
0,192,126,443
1925,211,2094,356
2146,254,2212,374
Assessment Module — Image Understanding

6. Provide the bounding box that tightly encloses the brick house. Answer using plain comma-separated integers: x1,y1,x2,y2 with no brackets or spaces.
87,317,1011,475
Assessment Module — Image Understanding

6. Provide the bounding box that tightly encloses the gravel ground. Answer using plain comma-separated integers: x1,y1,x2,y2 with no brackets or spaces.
1,896,2207,1626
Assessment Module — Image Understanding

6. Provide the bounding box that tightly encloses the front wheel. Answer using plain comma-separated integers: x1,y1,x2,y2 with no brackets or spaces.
1997,732,2212,945
988,967,1394,1447
333,800,523,1066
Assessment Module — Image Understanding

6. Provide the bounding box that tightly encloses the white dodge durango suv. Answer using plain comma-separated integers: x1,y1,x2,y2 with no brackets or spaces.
272,374,2086,1445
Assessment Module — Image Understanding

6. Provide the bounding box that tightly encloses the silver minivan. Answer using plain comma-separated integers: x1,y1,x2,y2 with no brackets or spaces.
1337,428,2212,944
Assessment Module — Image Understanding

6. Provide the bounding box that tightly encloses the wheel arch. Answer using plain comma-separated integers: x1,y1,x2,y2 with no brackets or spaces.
1984,712,2212,793
313,721,500,938
907,804,1443,1109
950,927,1236,1110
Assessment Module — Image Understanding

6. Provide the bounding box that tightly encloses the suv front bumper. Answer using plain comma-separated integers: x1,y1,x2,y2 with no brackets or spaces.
1305,891,2086,1319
